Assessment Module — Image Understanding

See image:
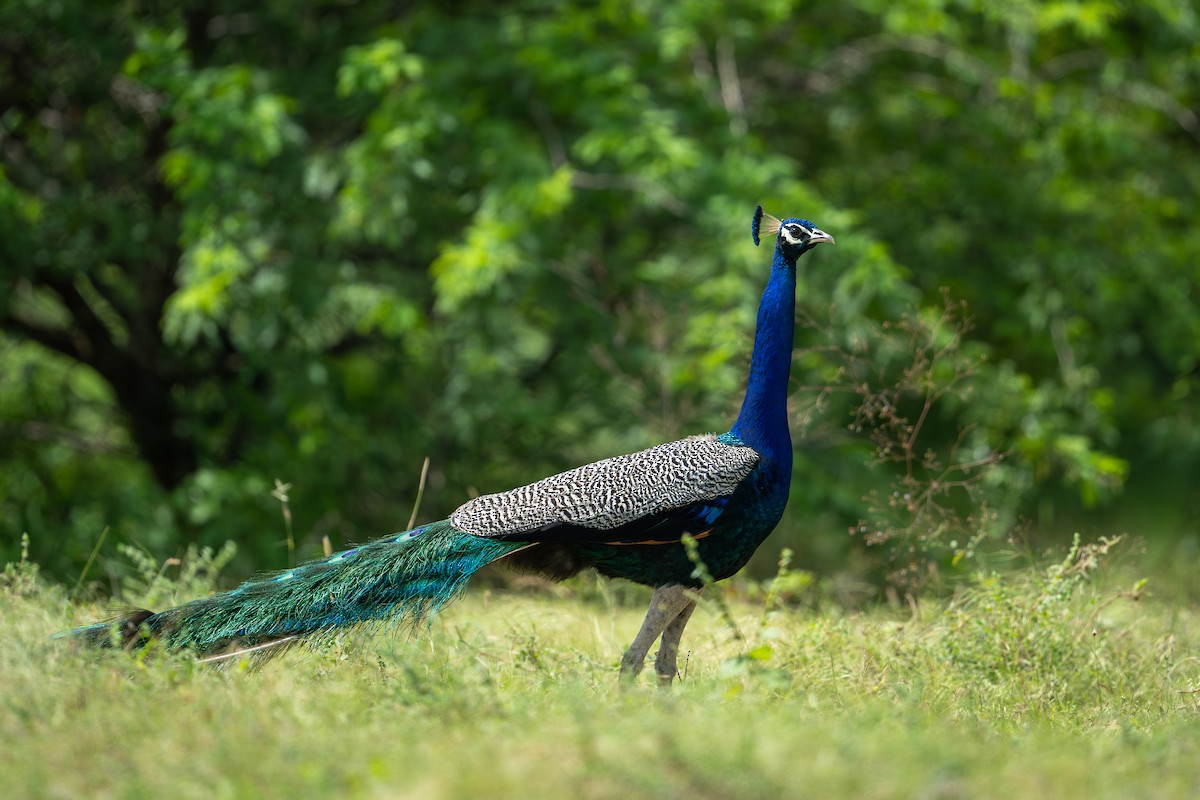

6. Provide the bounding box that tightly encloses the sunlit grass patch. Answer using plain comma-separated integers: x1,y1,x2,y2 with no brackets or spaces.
2,542,1198,799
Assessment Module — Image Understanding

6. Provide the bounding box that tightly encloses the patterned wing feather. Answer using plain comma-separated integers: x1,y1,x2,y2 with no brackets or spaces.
450,434,758,539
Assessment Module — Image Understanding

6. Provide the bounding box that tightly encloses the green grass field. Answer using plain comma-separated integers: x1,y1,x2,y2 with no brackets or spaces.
3,543,1198,799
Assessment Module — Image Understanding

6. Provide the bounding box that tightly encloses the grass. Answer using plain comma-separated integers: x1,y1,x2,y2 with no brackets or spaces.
2,542,1199,799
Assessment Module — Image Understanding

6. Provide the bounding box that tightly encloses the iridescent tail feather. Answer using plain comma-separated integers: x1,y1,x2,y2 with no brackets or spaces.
65,520,526,659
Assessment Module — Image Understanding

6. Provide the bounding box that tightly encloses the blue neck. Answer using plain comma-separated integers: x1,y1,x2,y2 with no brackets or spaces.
731,246,797,470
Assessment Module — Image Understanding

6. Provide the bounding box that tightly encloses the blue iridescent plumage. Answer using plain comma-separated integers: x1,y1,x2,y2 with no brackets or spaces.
66,207,834,683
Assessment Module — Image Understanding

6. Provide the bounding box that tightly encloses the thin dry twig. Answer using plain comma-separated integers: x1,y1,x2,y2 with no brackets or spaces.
792,289,1006,587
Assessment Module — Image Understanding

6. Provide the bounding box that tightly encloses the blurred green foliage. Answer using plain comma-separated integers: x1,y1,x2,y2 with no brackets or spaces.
0,0,1196,584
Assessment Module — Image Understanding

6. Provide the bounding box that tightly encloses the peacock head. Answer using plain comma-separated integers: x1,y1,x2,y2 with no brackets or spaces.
751,205,834,259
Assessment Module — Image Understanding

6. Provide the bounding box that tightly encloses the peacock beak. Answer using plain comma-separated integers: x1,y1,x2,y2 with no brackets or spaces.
809,229,835,245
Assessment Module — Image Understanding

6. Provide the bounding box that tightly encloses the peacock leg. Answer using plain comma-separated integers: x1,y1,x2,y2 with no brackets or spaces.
619,584,691,683
654,590,698,686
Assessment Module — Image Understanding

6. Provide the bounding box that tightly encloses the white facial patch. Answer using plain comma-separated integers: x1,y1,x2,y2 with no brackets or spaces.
780,224,807,245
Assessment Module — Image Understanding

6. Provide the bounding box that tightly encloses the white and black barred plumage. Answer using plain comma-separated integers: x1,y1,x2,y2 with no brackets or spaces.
450,434,759,537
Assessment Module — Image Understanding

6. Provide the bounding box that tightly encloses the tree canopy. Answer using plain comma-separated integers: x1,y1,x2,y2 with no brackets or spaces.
2,0,1196,583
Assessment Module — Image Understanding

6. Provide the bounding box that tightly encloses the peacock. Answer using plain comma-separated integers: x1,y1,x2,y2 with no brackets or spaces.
69,207,834,684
